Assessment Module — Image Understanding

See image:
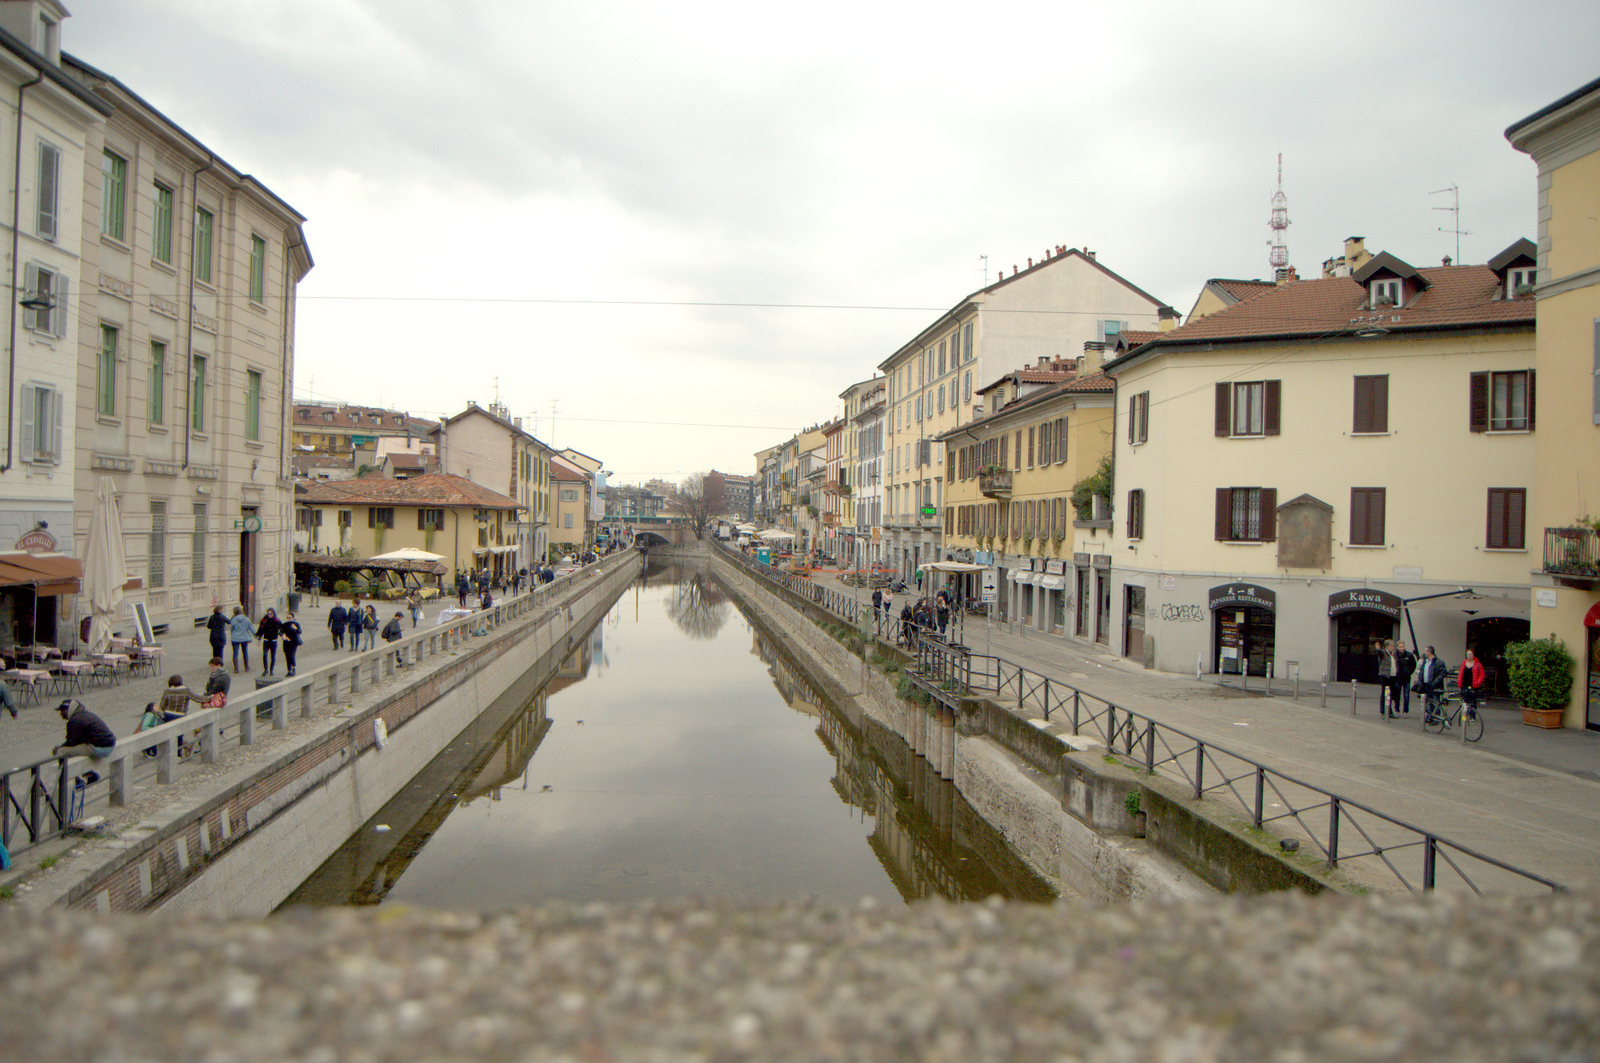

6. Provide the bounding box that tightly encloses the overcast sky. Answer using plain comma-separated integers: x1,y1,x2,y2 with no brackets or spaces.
63,1,1599,486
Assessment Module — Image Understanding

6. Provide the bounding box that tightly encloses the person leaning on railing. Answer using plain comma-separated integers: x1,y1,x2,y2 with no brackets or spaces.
52,698,116,761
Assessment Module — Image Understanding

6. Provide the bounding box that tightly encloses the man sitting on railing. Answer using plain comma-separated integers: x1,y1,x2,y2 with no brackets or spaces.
52,699,116,762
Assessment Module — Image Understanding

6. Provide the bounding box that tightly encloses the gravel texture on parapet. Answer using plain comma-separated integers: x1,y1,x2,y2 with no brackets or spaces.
0,890,1594,1062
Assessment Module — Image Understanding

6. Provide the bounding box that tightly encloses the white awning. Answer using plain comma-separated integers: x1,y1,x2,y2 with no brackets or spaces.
1012,572,1036,584
1036,574,1066,590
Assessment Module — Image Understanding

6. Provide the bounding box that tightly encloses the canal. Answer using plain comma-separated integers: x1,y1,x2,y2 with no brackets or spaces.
282,561,1055,910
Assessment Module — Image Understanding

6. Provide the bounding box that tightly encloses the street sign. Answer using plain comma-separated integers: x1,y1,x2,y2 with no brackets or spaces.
981,567,998,603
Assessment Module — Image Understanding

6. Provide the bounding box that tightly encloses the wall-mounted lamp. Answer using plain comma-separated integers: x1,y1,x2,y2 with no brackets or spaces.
18,291,54,313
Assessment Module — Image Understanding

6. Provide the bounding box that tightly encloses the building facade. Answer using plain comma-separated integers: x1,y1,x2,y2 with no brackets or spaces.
432,401,551,575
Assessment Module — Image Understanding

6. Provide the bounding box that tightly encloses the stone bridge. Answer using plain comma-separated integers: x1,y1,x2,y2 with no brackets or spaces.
632,523,698,547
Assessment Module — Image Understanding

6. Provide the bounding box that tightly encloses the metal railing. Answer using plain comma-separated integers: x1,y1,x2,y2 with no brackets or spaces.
717,541,1565,897
0,552,634,859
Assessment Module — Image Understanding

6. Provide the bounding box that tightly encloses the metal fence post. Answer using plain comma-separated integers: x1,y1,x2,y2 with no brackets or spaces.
1328,797,1341,867
1194,742,1205,800
1350,680,1358,715
1144,722,1155,775
1253,767,1265,829
1423,836,1437,889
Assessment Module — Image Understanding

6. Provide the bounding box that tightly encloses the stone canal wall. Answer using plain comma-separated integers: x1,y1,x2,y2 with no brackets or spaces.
43,554,641,917
711,549,1327,902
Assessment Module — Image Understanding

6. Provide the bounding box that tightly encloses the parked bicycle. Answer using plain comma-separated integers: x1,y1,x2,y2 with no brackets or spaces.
1422,679,1483,742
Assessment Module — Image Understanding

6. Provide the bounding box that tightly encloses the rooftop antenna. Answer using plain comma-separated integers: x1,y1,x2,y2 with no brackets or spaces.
549,400,558,448
1267,153,1290,281
978,255,989,285
1431,185,1471,264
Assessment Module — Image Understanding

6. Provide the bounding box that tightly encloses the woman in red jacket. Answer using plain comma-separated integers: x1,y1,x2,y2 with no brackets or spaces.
1458,649,1487,708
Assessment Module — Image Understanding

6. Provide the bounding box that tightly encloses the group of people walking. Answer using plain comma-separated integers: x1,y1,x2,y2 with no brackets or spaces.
1375,639,1487,717
872,586,955,646
205,605,304,677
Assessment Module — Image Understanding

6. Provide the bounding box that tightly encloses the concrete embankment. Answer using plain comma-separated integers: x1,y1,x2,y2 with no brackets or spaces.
29,553,641,917
710,546,1326,901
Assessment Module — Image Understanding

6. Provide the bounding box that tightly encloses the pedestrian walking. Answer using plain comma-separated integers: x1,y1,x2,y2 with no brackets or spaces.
346,599,364,653
328,600,347,650
382,611,405,667
407,589,423,628
257,607,282,675
935,589,951,637
308,571,322,607
361,605,379,651
456,573,469,608
1395,641,1417,716
206,604,228,661
281,613,303,676
228,607,255,674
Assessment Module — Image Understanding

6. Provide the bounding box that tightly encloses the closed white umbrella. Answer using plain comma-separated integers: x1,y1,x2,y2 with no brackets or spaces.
369,548,446,562
81,477,128,655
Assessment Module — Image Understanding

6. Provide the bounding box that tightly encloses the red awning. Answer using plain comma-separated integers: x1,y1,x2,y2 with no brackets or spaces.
0,551,83,597
1584,600,1600,628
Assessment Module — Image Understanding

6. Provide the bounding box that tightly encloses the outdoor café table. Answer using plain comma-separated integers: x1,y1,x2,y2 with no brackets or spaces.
130,645,165,676
52,658,93,694
2,667,51,705
108,637,136,653
22,645,62,663
88,653,132,685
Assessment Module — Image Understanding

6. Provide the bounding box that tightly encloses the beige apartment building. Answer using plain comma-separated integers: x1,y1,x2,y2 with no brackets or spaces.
1508,75,1600,729
1104,245,1538,689
880,247,1172,584
290,403,438,480
66,47,311,628
432,401,552,575
840,376,885,570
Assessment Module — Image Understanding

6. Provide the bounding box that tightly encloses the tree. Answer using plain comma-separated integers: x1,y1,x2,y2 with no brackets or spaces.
667,472,726,539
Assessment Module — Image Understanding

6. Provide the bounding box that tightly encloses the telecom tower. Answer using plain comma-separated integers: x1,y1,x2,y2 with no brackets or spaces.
1268,154,1290,281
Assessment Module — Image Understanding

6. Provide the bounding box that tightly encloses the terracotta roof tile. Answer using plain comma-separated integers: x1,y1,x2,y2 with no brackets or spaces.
297,473,518,509
1213,279,1276,301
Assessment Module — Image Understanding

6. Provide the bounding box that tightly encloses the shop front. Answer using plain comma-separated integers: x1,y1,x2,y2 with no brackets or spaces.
1587,602,1600,732
1329,588,1403,683
1209,582,1276,676
1039,560,1067,634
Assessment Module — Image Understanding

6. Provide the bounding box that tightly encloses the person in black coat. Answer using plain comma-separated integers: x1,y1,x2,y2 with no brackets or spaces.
257,608,283,675
281,613,303,677
1395,641,1418,716
328,601,347,650
206,604,228,660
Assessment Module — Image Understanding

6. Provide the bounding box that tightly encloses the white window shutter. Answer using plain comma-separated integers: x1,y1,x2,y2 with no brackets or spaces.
37,145,58,239
23,264,38,330
19,387,34,462
51,387,62,463
52,272,67,337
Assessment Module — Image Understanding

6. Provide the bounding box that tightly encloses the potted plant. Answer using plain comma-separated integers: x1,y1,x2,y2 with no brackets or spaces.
1505,635,1575,728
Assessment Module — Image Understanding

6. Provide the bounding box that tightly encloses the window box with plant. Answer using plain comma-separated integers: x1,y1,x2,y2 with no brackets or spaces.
1505,635,1575,729
1543,520,1600,584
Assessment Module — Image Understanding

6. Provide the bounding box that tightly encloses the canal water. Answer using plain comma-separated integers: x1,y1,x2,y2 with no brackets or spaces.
282,562,1054,910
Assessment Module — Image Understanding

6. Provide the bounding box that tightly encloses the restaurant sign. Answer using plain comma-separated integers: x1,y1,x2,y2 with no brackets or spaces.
1208,583,1277,612
1327,588,1402,619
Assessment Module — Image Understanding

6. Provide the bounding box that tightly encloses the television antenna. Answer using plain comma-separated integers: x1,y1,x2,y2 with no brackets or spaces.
1430,185,1472,263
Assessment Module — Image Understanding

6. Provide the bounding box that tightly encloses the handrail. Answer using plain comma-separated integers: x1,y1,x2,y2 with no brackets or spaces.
714,541,1566,896
0,552,634,858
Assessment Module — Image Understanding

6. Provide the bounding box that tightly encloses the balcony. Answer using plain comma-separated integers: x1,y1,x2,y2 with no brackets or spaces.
978,469,1012,499
823,512,839,527
1544,526,1600,587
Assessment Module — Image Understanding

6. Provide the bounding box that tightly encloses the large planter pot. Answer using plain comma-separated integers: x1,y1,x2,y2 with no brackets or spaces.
1521,706,1565,729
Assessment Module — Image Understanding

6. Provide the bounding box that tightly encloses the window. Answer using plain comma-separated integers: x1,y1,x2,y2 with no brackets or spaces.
1127,489,1144,539
192,503,207,583
1469,370,1534,432
1215,380,1280,437
21,384,59,464
963,371,971,403
1486,488,1526,550
193,206,214,283
98,325,117,416
153,184,174,264
190,355,207,431
1507,267,1535,298
1370,278,1400,306
149,342,166,425
101,150,127,241
1038,421,1052,465
1128,391,1149,445
249,234,266,302
245,369,262,441
561,488,578,502
938,340,945,376
417,508,444,530
22,264,65,336
564,513,574,529
963,322,973,361
337,510,352,528
1353,375,1388,434
148,501,166,589
1350,487,1386,546
1214,487,1277,542
368,507,394,529
1054,417,1067,463
1099,319,1128,344
36,142,59,239
937,385,944,413
1027,427,1035,468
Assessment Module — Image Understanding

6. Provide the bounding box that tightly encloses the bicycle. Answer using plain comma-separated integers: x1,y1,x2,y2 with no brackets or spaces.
1422,680,1483,742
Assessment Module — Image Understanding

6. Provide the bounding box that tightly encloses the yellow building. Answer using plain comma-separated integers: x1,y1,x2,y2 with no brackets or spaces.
936,372,1115,636
1105,246,1537,684
295,473,520,586
1508,76,1600,729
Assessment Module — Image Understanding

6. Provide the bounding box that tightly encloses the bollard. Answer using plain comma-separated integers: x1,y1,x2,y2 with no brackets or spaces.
1321,677,1328,708
1350,679,1358,715
1267,661,1274,696
1196,652,1203,681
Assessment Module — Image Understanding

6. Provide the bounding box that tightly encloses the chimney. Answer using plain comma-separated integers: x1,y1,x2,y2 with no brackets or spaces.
1084,249,1096,261
1158,306,1181,332
1038,356,1049,368
1082,341,1106,373
1442,255,1452,267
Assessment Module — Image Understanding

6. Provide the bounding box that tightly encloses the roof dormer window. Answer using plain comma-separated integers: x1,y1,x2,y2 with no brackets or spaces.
1370,279,1401,307
1507,267,1536,298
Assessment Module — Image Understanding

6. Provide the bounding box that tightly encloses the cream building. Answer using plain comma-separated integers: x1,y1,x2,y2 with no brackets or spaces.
1104,246,1538,687
0,4,109,647
880,247,1172,585
937,368,1115,635
433,401,552,575
65,45,312,628
841,377,885,570
1507,75,1600,729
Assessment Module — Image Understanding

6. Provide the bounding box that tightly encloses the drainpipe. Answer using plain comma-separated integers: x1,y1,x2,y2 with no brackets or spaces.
182,153,216,471
4,73,45,473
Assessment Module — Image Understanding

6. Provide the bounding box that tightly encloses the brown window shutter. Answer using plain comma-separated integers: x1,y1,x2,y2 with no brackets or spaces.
1351,488,1368,542
999,435,1008,468
1487,488,1504,548
1215,488,1231,540
1371,489,1385,543
1215,384,1231,436
368,507,376,528
1469,372,1488,432
418,510,426,531
1260,488,1277,541
1264,380,1281,436
1527,369,1536,431
1129,395,1137,444
1055,418,1066,462
1372,375,1388,433
1137,393,1149,443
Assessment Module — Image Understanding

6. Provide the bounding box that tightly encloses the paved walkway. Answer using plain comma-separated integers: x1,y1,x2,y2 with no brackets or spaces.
809,567,1600,892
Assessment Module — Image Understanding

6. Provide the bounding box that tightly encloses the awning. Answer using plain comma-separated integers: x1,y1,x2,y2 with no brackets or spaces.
1036,574,1067,590
0,551,83,597
1012,572,1036,585
927,561,987,573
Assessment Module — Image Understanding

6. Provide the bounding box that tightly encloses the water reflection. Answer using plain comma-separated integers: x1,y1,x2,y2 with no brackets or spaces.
283,561,1053,909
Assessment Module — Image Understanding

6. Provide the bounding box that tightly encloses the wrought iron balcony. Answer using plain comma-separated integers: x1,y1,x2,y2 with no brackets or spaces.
978,469,1012,499
1544,526,1599,586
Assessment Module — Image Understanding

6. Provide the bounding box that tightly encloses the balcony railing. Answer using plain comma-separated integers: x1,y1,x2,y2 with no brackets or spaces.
978,469,1012,498
1544,526,1599,585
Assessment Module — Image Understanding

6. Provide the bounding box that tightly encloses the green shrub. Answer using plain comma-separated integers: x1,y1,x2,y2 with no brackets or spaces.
333,580,353,596
1071,453,1114,520
1505,636,1576,712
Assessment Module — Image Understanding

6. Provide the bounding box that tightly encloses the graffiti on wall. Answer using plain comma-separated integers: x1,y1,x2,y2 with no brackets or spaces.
1161,604,1206,623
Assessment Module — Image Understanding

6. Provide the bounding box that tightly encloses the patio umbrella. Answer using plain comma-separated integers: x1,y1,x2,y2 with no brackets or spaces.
370,548,446,562
756,529,795,541
81,477,128,655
